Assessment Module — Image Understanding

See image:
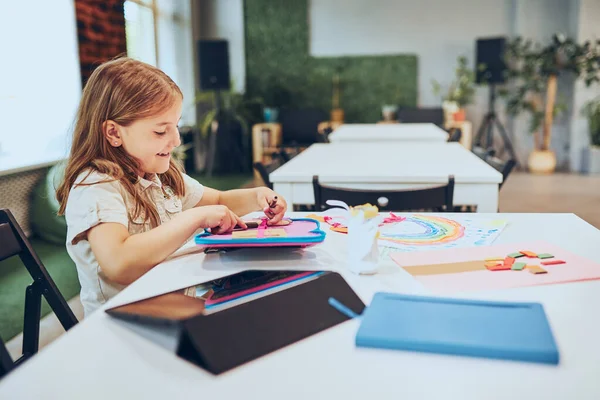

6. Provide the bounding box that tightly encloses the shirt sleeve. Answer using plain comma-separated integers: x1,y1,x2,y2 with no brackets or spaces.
181,173,204,210
65,174,129,245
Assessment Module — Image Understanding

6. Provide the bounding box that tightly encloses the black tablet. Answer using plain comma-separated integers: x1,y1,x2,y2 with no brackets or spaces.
105,270,365,374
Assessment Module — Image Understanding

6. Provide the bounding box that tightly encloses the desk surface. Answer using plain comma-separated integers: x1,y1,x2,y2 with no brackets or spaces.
1,212,600,399
270,142,502,184
328,123,449,143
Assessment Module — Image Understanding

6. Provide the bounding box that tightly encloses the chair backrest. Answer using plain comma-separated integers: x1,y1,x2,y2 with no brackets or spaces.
279,108,329,145
312,176,455,212
253,155,284,190
448,128,462,142
397,107,445,127
0,209,78,373
486,156,516,189
278,149,292,163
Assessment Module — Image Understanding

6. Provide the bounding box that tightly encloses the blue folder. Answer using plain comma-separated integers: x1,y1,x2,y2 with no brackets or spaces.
355,293,559,364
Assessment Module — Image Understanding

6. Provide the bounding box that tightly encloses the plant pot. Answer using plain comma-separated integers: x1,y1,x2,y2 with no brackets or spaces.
528,150,556,174
381,104,398,122
453,108,466,122
330,108,344,123
581,145,600,174
442,101,459,123
263,107,279,123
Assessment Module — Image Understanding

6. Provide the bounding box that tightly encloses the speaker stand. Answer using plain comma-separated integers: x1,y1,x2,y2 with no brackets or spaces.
474,84,518,164
205,91,221,178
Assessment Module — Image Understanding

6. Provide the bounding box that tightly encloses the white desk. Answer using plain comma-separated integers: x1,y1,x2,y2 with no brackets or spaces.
328,123,449,143
2,213,600,399
270,142,503,212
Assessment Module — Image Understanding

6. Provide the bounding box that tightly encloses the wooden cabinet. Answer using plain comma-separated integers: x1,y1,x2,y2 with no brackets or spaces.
252,123,282,179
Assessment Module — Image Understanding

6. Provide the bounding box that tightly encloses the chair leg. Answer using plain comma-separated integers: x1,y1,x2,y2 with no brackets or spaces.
43,282,78,331
22,283,42,358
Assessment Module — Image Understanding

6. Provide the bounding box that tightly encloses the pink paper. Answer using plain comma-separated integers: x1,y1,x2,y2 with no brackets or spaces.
391,240,600,294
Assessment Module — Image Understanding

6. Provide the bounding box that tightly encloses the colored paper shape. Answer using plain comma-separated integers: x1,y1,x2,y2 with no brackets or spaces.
511,262,526,271
390,241,600,294
487,264,511,271
403,260,486,276
263,228,287,237
537,253,554,259
232,230,258,238
541,260,566,266
484,261,502,268
520,250,538,258
508,252,525,258
527,265,547,274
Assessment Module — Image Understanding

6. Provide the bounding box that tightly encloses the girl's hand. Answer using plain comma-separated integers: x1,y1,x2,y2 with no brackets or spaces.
256,187,287,224
196,205,246,234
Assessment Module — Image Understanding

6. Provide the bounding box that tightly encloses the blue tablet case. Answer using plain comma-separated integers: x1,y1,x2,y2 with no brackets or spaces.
355,293,559,364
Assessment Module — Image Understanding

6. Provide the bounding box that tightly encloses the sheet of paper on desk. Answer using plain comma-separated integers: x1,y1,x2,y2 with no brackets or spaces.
391,240,600,294
378,214,506,253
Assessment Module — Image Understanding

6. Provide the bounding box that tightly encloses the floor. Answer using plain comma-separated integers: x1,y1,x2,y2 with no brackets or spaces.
7,172,600,361
499,172,600,229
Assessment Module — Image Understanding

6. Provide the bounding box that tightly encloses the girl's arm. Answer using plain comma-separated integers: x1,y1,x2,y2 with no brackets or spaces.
197,187,287,223
87,205,245,285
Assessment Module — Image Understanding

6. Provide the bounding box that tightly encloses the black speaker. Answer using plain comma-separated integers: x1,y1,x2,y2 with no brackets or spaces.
476,37,507,84
198,40,231,91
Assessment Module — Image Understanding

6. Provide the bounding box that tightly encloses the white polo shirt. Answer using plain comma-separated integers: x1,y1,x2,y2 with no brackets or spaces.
64,170,204,317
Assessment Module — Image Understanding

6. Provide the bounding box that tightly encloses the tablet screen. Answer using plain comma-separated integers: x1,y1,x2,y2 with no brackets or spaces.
106,270,326,321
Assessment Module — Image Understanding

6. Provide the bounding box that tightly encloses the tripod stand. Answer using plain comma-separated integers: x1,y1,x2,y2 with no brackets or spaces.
474,84,517,163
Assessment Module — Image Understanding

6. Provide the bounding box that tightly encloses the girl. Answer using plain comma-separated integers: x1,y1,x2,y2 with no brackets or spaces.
56,57,287,316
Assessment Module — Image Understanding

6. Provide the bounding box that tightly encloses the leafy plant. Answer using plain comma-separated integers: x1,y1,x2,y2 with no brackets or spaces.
431,56,476,107
195,87,264,140
583,97,600,146
501,34,600,151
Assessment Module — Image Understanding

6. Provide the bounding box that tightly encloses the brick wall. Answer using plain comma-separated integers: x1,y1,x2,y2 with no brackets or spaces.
75,0,127,86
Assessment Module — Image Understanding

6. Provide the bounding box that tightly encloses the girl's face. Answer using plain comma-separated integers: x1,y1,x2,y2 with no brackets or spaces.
109,99,182,177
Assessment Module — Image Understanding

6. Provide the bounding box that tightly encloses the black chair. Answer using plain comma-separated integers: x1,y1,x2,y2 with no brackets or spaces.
448,128,462,142
397,107,445,127
253,154,285,190
486,156,516,189
312,176,455,212
278,148,291,163
0,209,78,377
1,339,13,379
279,108,329,147
278,148,301,163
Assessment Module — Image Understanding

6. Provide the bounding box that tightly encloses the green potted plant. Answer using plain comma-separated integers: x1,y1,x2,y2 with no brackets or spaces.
195,86,263,175
432,56,476,122
582,97,600,173
262,82,291,123
501,34,600,174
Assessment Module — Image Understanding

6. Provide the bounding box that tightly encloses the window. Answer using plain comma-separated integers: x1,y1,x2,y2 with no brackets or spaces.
124,0,196,126
0,0,81,173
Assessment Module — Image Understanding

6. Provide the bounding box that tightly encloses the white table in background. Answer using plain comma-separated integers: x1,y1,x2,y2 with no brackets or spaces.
270,142,502,212
1,213,599,399
328,123,449,143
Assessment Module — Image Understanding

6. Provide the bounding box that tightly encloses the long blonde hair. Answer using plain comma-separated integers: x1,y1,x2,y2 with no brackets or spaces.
57,57,185,228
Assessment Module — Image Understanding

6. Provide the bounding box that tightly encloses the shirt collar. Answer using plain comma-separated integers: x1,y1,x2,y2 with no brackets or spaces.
137,174,162,190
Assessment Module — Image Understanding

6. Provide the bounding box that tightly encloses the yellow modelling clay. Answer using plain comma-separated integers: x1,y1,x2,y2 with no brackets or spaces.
350,203,379,219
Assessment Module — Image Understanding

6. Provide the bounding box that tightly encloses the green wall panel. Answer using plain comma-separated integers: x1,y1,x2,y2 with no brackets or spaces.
244,0,418,123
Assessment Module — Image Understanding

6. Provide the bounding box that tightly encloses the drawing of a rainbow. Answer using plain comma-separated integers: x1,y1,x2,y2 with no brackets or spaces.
379,215,465,245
